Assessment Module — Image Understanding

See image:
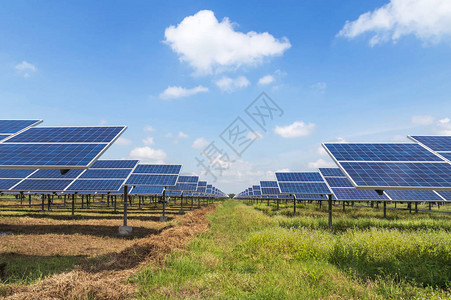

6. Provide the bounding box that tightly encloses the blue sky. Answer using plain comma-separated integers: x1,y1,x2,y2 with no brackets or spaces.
1,0,451,193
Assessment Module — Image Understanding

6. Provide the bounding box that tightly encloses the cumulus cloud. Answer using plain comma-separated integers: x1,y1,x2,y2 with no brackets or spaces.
142,137,154,145
412,114,435,125
178,131,189,138
307,158,336,169
144,125,156,132
129,146,167,163
274,121,315,138
215,76,250,92
437,117,451,134
15,61,37,78
115,137,132,146
337,0,451,46
258,75,275,85
164,10,291,74
192,137,209,149
159,85,208,100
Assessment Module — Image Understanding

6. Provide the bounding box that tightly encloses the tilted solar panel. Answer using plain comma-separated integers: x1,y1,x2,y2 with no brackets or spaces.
260,181,278,188
177,175,199,183
261,187,280,195
409,136,451,152
13,179,73,192
439,152,451,161
294,194,330,200
332,188,390,201
197,181,207,187
0,179,22,190
278,182,331,194
318,168,345,177
166,182,198,192
66,180,125,192
436,191,451,201
0,120,42,135
29,169,84,179
276,172,324,182
90,160,139,169
130,186,164,195
385,190,444,201
79,169,132,179
0,169,36,178
133,164,181,174
324,177,354,188
125,174,178,186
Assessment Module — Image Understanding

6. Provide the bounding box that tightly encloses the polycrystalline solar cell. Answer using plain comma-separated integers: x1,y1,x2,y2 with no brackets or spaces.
260,181,278,188
0,120,41,134
0,143,108,168
340,162,451,189
5,126,125,143
253,190,262,196
133,164,181,174
332,188,389,201
177,175,199,183
197,181,207,187
261,187,280,195
167,183,198,191
0,169,35,178
324,177,354,188
79,169,132,179
0,179,22,190
66,180,124,192
436,191,451,201
319,168,345,177
278,182,331,194
252,185,261,191
385,190,444,201
125,174,178,186
12,179,73,192
294,194,329,200
409,136,451,152
276,172,323,182
197,186,207,193
29,169,84,179
323,143,442,162
0,135,10,141
131,186,164,195
439,152,451,161
166,190,182,196
90,160,138,169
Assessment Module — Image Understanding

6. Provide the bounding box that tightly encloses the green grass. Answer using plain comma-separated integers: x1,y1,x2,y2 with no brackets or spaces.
133,200,451,299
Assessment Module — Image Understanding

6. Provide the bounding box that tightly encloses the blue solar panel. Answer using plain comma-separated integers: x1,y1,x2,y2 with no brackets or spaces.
0,143,109,168
323,143,442,162
340,162,451,189
29,169,84,179
0,179,22,190
79,169,132,179
436,191,451,201
90,160,138,169
66,180,124,192
125,174,178,186
131,186,164,195
197,181,207,187
177,175,199,183
5,126,125,143
167,182,198,191
439,152,451,161
260,181,278,188
276,172,324,182
294,194,329,200
332,188,389,201
12,179,73,192
279,182,331,194
385,190,444,201
324,177,354,188
319,168,345,177
197,186,207,193
166,190,182,196
252,185,261,191
133,164,181,174
0,120,42,134
0,169,36,178
409,136,451,152
261,187,280,195
0,135,10,141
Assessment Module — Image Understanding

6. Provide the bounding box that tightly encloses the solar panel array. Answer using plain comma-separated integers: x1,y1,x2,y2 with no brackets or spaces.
125,164,181,187
276,172,332,195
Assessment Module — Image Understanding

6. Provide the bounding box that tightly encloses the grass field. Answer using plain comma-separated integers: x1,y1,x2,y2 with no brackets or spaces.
133,200,451,299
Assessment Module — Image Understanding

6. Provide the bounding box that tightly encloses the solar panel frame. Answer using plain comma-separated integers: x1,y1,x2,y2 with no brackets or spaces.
130,185,165,195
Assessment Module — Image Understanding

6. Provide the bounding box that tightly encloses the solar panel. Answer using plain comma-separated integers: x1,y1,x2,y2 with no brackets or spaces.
436,191,451,201
130,186,164,195
323,143,441,162
440,152,451,161
0,120,42,135
278,182,331,194
276,172,324,182
79,169,132,179
177,175,199,183
324,177,354,188
198,181,207,187
0,135,10,141
323,142,451,190
0,179,22,190
409,136,451,152
13,179,73,192
166,182,198,192
66,180,125,192
4,126,125,143
29,169,84,179
385,190,444,201
294,194,329,200
260,181,278,188
125,174,178,186
261,187,280,195
133,164,181,174
318,168,345,177
332,188,390,201
0,169,36,178
90,160,139,169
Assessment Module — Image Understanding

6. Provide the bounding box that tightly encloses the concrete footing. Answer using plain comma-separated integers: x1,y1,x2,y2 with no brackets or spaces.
118,226,133,236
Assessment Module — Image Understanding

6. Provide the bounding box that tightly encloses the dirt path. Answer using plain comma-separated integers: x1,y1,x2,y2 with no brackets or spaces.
4,205,215,300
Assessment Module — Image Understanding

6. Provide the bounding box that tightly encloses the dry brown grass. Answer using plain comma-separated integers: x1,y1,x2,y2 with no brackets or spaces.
3,205,215,299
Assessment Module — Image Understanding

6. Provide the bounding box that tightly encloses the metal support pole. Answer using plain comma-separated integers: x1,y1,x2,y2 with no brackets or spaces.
415,202,418,214
123,185,128,226
293,195,296,216
179,193,185,215
138,196,142,210
81,195,84,209
41,194,45,211
198,197,201,209
160,188,168,222
343,201,345,212
29,194,31,208
383,201,387,218
191,197,194,210
276,198,279,211
114,195,117,213
47,194,51,211
71,194,76,216
20,192,23,206
328,194,333,230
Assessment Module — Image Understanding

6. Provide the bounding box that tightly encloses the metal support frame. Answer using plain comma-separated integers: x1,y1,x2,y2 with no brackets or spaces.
71,194,76,216
276,198,279,211
41,194,45,211
123,185,128,226
383,201,387,218
328,194,333,230
179,192,185,215
293,195,296,216
160,188,168,222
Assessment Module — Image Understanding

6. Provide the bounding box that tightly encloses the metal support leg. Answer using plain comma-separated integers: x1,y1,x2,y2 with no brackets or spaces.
179,193,185,215
160,189,168,222
276,199,279,211
47,195,51,211
41,194,45,211
383,201,387,218
29,194,32,208
328,194,333,230
415,202,418,214
293,195,296,216
123,185,128,226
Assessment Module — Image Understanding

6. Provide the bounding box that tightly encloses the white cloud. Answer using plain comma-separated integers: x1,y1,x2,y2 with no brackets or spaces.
312,82,327,94
276,168,290,172
115,137,132,146
274,121,315,138
164,10,291,75
178,131,189,138
159,85,208,100
192,137,209,149
142,136,154,145
144,125,156,132
307,158,336,169
437,117,451,134
15,61,37,78
129,146,167,163
99,120,108,125
165,133,173,138
215,76,250,92
337,0,451,46
258,75,275,85
412,115,435,125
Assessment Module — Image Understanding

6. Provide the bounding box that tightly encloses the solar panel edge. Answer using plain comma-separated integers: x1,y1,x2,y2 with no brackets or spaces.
84,127,127,169
0,119,43,136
